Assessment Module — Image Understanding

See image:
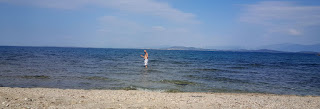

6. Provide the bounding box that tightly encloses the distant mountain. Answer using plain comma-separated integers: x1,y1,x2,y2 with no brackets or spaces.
259,43,320,52
236,49,286,53
160,46,284,53
141,45,171,49
159,45,319,54
162,46,206,50
204,46,243,50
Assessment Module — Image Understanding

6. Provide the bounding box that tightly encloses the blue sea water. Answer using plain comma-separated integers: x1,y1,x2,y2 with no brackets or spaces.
0,46,319,96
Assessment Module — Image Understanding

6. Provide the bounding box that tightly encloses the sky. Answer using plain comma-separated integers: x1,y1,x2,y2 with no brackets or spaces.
0,0,320,49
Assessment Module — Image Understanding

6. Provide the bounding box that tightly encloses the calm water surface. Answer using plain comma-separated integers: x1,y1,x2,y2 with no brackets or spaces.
0,46,319,96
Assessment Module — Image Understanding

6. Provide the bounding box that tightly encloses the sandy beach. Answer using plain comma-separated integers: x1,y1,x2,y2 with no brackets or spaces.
0,87,319,109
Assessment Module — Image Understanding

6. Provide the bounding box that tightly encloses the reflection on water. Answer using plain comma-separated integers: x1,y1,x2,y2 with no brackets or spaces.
140,68,149,89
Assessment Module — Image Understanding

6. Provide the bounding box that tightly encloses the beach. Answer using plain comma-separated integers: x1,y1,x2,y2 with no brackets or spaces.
0,87,319,109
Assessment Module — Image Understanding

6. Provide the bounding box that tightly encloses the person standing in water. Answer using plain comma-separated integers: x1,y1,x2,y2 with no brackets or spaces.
140,50,148,68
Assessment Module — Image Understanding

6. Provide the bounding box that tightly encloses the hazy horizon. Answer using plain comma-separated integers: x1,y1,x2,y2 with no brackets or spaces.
1,0,320,49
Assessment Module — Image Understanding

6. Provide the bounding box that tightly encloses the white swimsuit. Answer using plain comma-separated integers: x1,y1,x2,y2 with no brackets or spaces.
144,59,148,66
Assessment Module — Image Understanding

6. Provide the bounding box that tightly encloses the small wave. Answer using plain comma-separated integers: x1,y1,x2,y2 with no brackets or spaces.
149,60,165,63
21,75,50,79
195,68,221,72
248,71,259,74
244,63,264,67
185,75,251,84
160,80,196,86
172,61,185,64
134,87,182,93
84,76,110,81
212,76,251,84
146,69,164,73
121,86,138,90
1,70,12,72
227,66,248,69
299,63,320,66
0,62,8,65
136,88,166,92
184,75,213,80
79,82,91,85
5,58,19,61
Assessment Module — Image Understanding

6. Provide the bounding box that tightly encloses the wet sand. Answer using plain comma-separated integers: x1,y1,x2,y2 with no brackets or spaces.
0,87,319,109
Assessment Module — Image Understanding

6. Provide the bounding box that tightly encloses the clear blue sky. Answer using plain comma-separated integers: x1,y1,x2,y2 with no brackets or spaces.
1,0,320,49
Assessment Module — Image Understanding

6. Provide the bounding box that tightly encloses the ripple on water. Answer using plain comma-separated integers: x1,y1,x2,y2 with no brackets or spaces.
84,76,114,82
160,80,197,86
227,66,248,69
21,75,50,79
194,68,222,72
145,69,164,73
184,75,251,84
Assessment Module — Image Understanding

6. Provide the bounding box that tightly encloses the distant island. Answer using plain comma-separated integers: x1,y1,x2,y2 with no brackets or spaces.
259,43,320,52
160,46,208,51
159,45,319,54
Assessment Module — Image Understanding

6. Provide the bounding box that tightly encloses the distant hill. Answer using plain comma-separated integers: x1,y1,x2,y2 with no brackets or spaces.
204,46,243,50
160,46,319,54
160,46,284,53
236,49,286,53
259,43,320,52
161,46,207,50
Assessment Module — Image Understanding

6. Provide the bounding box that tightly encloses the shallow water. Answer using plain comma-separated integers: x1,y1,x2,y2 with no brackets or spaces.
0,46,319,95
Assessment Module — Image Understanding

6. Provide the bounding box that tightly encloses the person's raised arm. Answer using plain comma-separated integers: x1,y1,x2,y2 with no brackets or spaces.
140,55,144,58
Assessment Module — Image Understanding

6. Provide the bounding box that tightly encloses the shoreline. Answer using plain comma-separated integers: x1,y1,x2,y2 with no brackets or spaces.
1,87,319,108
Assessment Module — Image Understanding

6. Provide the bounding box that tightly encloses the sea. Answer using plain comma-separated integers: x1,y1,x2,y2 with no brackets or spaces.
0,46,319,96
